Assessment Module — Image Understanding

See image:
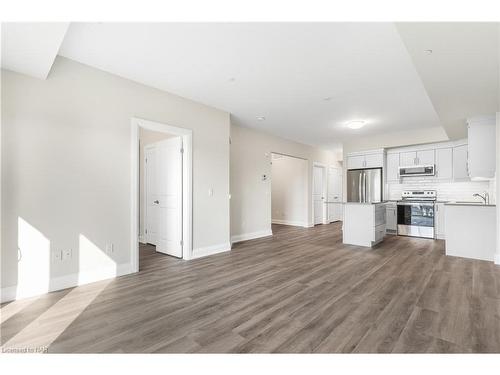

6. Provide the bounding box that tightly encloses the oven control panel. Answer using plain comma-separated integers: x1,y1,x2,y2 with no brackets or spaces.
401,190,436,200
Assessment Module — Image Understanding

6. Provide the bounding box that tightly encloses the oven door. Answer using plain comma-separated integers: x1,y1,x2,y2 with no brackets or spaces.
397,202,435,238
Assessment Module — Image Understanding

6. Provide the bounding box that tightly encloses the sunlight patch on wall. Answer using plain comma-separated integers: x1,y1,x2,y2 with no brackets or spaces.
16,217,51,298
78,235,117,284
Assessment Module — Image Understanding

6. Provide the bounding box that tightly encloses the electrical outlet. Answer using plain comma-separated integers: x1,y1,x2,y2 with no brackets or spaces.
62,249,72,261
52,250,62,263
106,243,114,254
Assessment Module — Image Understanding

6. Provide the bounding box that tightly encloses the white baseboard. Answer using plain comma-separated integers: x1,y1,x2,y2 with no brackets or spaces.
0,263,134,303
190,242,231,260
495,253,500,265
138,235,147,244
271,219,309,227
231,230,273,244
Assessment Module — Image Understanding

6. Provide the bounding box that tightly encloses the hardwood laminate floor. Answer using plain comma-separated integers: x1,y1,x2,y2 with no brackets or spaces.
1,223,500,353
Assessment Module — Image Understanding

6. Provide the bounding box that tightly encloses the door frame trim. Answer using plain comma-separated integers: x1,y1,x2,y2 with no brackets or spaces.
131,117,193,271
312,162,328,225
327,165,343,223
143,143,156,246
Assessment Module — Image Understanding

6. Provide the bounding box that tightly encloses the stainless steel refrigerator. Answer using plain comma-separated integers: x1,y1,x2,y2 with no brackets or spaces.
346,168,382,203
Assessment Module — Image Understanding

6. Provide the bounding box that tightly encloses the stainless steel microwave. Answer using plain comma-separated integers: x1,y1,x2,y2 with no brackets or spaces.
398,165,435,177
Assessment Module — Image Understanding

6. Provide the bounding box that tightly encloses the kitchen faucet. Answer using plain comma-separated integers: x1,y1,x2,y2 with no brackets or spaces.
473,192,489,204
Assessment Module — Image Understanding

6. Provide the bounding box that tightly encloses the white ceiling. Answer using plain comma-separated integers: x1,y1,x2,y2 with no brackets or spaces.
397,22,499,139
1,22,69,79
2,23,498,149
57,22,443,149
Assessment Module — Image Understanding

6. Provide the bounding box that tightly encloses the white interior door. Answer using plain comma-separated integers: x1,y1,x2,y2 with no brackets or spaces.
328,167,343,222
156,137,183,258
145,146,158,245
313,165,325,225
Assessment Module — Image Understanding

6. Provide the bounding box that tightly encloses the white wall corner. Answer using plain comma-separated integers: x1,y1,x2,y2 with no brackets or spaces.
231,230,273,244
138,235,147,244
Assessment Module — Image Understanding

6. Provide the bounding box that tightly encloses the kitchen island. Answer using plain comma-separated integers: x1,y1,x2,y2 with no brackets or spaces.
444,202,496,262
343,202,386,247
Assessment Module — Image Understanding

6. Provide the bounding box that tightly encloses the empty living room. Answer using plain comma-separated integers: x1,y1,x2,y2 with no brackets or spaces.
1,1,500,374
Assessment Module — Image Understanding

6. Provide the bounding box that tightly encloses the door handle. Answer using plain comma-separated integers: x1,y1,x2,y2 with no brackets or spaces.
154,200,159,204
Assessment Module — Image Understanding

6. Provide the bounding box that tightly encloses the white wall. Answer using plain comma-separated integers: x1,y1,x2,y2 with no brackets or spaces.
138,128,174,242
496,111,500,264
271,155,308,226
230,124,340,242
1,57,231,299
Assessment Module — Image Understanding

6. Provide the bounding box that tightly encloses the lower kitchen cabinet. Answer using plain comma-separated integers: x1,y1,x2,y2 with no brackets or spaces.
385,203,397,234
435,203,445,239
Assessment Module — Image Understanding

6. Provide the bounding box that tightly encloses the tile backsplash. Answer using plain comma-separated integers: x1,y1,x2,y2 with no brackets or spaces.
387,178,496,203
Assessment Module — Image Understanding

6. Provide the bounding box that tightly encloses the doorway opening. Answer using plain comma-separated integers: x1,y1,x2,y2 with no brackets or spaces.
131,118,193,272
271,153,308,227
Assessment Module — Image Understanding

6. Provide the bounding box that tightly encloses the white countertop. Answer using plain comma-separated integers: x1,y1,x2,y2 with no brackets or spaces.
445,201,496,207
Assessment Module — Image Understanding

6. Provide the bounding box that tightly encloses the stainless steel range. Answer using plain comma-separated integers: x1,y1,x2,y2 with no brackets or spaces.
397,190,436,239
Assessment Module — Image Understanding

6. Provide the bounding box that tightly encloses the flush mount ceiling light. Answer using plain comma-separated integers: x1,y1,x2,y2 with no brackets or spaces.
256,116,266,121
346,120,366,129
323,96,332,101
424,49,433,54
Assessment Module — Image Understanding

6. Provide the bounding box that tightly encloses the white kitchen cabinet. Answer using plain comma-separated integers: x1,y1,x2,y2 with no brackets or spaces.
400,151,416,167
435,148,453,180
435,203,445,239
399,149,434,166
467,116,496,180
453,144,469,181
346,150,384,170
385,203,397,234
347,155,365,169
386,153,400,182
364,153,384,168
417,149,435,165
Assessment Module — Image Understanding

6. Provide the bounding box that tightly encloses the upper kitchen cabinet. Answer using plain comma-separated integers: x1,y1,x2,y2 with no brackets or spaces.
399,151,417,167
386,141,467,182
364,153,384,168
346,154,365,169
346,150,384,170
435,147,453,180
400,149,435,166
467,116,496,180
416,149,435,165
386,153,400,182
